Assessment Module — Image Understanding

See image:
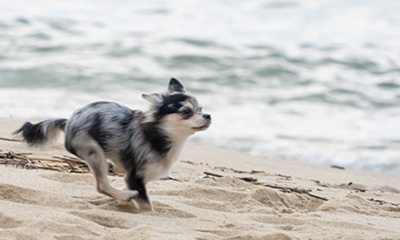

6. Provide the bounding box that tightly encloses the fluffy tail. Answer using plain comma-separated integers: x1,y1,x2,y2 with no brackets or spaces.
14,119,67,146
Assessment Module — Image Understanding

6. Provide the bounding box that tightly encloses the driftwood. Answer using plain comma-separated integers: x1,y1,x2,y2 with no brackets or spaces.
4,148,396,207
0,151,89,173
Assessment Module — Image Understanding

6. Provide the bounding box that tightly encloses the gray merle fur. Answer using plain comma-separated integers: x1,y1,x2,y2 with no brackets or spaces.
14,78,211,212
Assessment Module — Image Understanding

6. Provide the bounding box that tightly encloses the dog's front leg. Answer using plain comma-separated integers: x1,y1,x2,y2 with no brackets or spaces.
126,172,153,212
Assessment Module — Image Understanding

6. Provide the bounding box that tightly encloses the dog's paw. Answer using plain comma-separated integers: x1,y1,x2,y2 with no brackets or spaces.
122,190,139,201
133,199,154,212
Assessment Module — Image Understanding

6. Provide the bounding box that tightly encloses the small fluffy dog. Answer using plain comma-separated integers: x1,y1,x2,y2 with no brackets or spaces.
15,78,211,211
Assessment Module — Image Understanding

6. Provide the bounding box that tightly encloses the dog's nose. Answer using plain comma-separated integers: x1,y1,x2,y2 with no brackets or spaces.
203,114,211,120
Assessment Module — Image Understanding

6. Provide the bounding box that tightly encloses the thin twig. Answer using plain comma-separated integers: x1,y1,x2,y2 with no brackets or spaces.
368,198,399,207
160,176,182,182
203,171,328,201
0,137,22,142
204,171,223,178
204,171,257,182
265,184,329,201
54,156,86,164
211,166,266,175
181,160,196,165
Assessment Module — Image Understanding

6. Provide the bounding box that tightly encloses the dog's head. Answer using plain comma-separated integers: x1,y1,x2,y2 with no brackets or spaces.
142,78,211,137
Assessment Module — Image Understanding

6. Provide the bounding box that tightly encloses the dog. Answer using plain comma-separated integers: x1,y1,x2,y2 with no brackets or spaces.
15,78,211,211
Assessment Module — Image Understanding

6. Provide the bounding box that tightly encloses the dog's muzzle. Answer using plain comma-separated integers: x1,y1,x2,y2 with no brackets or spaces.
193,114,211,131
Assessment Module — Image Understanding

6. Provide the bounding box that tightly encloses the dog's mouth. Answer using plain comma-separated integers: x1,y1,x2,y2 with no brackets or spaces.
192,121,211,131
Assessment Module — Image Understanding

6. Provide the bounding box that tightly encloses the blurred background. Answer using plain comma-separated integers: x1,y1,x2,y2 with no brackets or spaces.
1,0,400,174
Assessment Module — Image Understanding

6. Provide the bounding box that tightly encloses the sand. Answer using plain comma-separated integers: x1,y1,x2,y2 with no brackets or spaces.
0,117,399,240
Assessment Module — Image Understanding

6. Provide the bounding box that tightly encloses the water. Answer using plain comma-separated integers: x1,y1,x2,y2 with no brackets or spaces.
1,0,400,174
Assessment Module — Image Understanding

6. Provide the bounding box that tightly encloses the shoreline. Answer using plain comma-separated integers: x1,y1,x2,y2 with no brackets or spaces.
1,117,400,239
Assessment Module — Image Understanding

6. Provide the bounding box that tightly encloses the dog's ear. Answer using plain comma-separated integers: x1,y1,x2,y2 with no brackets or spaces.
142,93,163,105
168,78,185,93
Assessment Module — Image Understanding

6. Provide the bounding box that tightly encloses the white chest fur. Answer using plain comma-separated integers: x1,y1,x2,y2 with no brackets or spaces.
143,140,187,183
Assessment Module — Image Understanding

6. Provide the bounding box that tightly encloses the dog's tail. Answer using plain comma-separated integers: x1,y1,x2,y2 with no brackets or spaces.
14,119,67,146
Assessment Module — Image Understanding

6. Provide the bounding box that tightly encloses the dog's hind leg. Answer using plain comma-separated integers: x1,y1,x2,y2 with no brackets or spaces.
126,171,153,211
71,135,138,201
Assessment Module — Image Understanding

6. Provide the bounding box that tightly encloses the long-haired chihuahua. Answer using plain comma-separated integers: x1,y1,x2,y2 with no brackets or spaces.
15,78,211,211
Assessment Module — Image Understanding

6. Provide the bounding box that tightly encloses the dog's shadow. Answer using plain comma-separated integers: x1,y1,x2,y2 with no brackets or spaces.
87,197,140,214
86,197,196,218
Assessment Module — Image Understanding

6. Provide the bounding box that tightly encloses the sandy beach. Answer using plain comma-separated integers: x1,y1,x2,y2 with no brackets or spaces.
0,117,399,240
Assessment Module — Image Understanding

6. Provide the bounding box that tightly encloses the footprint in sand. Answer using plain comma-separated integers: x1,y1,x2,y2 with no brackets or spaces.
251,188,325,213
40,173,94,185
86,197,140,214
86,195,195,218
152,177,324,214
153,185,250,213
150,201,196,218
224,233,293,240
69,205,195,230
0,213,23,229
0,183,91,210
0,183,55,205
152,177,253,213
69,211,138,229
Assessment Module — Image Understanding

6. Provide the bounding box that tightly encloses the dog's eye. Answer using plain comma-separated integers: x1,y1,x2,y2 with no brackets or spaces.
183,108,192,115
